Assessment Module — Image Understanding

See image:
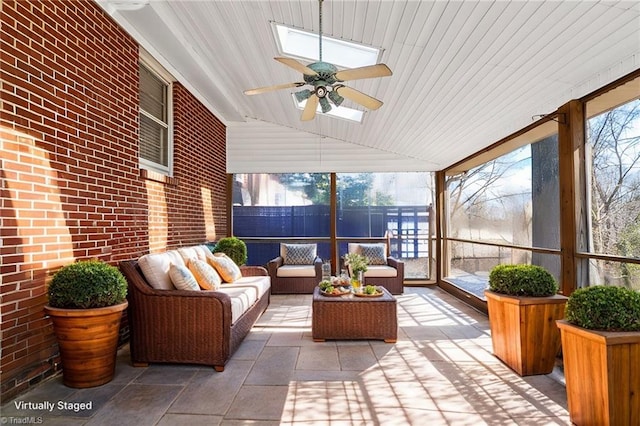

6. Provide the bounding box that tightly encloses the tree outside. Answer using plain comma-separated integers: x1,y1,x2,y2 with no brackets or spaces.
587,99,640,289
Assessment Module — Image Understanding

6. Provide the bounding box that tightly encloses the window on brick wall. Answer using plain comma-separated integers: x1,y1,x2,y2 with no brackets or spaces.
139,55,173,175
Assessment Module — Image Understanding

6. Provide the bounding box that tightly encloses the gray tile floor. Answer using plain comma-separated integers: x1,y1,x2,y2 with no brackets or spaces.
1,287,569,425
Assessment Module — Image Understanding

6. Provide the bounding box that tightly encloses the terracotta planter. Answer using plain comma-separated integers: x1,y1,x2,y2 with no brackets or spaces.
44,301,128,388
485,290,567,376
557,320,640,426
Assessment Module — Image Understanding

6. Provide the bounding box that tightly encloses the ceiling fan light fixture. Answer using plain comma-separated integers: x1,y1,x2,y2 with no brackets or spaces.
295,89,312,103
328,90,344,107
319,96,332,113
244,0,391,122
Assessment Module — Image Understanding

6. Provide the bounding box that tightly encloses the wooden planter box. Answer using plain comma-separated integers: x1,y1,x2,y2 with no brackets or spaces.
557,320,640,426
485,290,567,376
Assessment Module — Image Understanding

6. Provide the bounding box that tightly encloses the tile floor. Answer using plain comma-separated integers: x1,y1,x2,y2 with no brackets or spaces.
1,286,570,425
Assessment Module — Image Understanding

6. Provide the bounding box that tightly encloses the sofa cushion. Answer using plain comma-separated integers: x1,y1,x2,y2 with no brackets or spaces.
207,253,242,282
281,243,316,265
276,264,318,278
138,251,185,290
364,265,397,278
215,286,258,323
358,243,387,265
225,275,271,299
188,259,222,290
177,246,201,263
169,263,200,291
194,245,213,260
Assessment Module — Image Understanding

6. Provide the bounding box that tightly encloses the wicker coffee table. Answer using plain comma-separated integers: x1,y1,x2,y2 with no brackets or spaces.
312,286,397,343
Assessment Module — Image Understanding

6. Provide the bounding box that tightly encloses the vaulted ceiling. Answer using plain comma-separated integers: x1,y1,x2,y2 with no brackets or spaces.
98,0,640,172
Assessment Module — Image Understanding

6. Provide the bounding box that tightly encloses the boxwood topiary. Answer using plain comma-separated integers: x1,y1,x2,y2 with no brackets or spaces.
212,236,247,266
488,264,558,297
47,260,127,309
565,285,640,332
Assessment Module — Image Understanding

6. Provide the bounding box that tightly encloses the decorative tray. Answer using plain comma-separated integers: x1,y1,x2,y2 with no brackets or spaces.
353,289,384,298
320,287,351,297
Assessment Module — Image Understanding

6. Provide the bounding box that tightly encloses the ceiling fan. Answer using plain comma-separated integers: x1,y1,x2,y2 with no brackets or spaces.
244,0,392,121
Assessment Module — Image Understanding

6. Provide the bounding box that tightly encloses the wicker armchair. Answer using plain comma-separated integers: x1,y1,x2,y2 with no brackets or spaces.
347,243,404,294
119,260,270,372
267,243,323,294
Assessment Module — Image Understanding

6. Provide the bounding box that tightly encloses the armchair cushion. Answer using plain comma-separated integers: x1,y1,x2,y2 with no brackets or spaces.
276,264,318,278
364,265,398,277
358,243,387,265
281,243,317,265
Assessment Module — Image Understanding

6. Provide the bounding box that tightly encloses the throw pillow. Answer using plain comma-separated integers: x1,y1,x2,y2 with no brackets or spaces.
359,243,387,265
169,263,200,291
207,253,242,282
283,243,316,265
188,259,222,290
138,251,185,290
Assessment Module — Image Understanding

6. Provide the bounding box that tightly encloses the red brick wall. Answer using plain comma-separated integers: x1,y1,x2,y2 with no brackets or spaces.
1,0,228,400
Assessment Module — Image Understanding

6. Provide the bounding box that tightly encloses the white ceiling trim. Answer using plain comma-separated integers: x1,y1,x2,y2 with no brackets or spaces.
227,120,436,173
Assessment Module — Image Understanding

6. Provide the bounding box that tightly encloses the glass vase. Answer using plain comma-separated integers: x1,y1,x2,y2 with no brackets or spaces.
352,270,364,293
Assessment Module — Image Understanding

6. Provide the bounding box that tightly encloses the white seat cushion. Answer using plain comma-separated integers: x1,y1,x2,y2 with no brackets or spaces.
277,264,317,277
364,265,397,278
225,276,271,299
215,286,258,323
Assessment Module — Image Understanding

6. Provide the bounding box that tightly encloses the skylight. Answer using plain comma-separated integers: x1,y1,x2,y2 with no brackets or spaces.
293,95,364,123
273,23,381,68
274,23,380,123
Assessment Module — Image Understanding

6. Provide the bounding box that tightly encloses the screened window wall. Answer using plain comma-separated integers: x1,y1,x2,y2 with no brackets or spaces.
442,73,640,301
232,172,434,279
584,84,640,290
444,123,562,300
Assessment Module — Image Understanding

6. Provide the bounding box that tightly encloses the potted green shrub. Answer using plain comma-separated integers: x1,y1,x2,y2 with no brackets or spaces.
484,264,567,376
44,259,128,388
557,285,640,426
212,236,247,266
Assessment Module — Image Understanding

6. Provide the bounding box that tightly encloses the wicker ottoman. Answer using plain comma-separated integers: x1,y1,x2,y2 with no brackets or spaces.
312,286,397,343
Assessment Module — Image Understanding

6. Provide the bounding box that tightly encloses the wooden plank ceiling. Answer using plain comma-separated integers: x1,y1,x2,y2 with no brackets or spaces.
99,0,640,172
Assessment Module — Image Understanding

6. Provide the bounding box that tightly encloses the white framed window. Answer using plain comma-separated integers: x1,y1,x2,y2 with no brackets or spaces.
139,52,173,175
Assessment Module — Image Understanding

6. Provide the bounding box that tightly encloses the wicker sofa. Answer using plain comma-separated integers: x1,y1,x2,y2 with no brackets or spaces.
119,245,270,372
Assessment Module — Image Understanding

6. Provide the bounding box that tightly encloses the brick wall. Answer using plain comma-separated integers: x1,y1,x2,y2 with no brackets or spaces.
1,0,228,400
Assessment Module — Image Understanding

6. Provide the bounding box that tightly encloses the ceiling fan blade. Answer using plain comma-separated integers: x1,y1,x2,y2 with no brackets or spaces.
244,82,305,96
334,63,392,82
275,57,318,76
335,86,383,110
301,94,319,121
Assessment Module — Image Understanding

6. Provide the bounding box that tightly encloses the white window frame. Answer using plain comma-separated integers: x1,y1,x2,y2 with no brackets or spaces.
139,50,174,176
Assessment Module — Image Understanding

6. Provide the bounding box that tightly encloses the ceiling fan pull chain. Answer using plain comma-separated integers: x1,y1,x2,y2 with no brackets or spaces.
318,0,323,62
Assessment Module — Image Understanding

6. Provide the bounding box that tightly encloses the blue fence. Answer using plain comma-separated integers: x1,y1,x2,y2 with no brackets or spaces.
232,205,431,267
